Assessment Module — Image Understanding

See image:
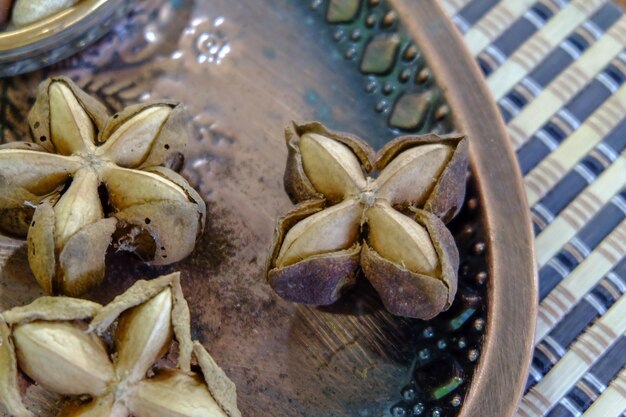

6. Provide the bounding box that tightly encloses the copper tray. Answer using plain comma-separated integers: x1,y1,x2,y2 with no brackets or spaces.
0,1,537,416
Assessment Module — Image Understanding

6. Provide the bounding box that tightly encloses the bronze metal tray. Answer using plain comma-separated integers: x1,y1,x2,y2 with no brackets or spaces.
0,1,537,416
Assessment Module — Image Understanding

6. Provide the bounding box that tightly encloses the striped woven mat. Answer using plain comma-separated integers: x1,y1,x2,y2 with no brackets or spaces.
439,0,626,416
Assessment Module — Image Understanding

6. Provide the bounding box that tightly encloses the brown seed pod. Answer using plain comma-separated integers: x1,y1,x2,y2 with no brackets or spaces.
267,122,468,319
0,77,206,295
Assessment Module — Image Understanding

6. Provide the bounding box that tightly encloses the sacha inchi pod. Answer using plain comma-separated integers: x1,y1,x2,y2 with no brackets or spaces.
0,272,241,417
266,122,468,319
0,77,206,296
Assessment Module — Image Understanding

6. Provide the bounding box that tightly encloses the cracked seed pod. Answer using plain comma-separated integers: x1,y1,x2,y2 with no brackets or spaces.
0,77,206,296
0,272,241,417
267,122,468,319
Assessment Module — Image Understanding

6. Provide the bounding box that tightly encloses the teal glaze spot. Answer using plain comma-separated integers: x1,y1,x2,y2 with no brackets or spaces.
304,89,320,105
433,377,463,400
449,308,475,331
303,89,334,124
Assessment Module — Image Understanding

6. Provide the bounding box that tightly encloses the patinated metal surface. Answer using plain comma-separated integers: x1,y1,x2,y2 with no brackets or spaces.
0,1,536,416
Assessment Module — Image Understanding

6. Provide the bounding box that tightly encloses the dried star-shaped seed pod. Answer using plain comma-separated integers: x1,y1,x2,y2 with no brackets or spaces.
0,272,241,417
267,122,468,319
0,77,206,296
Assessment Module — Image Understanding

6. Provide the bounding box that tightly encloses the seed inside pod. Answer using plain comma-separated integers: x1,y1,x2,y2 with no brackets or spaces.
12,321,114,396
115,289,173,383
49,82,96,155
0,149,78,195
376,143,452,205
96,106,172,168
127,370,227,417
275,199,362,267
299,133,367,201
54,169,103,248
366,202,439,275
102,167,188,209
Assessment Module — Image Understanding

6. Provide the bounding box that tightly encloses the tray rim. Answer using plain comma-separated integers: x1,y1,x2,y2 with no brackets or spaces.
390,1,538,416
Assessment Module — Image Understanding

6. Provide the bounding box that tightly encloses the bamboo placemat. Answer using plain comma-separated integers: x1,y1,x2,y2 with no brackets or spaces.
439,0,626,416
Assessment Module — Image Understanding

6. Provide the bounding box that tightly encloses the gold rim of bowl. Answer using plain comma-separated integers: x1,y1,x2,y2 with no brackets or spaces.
0,0,110,52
